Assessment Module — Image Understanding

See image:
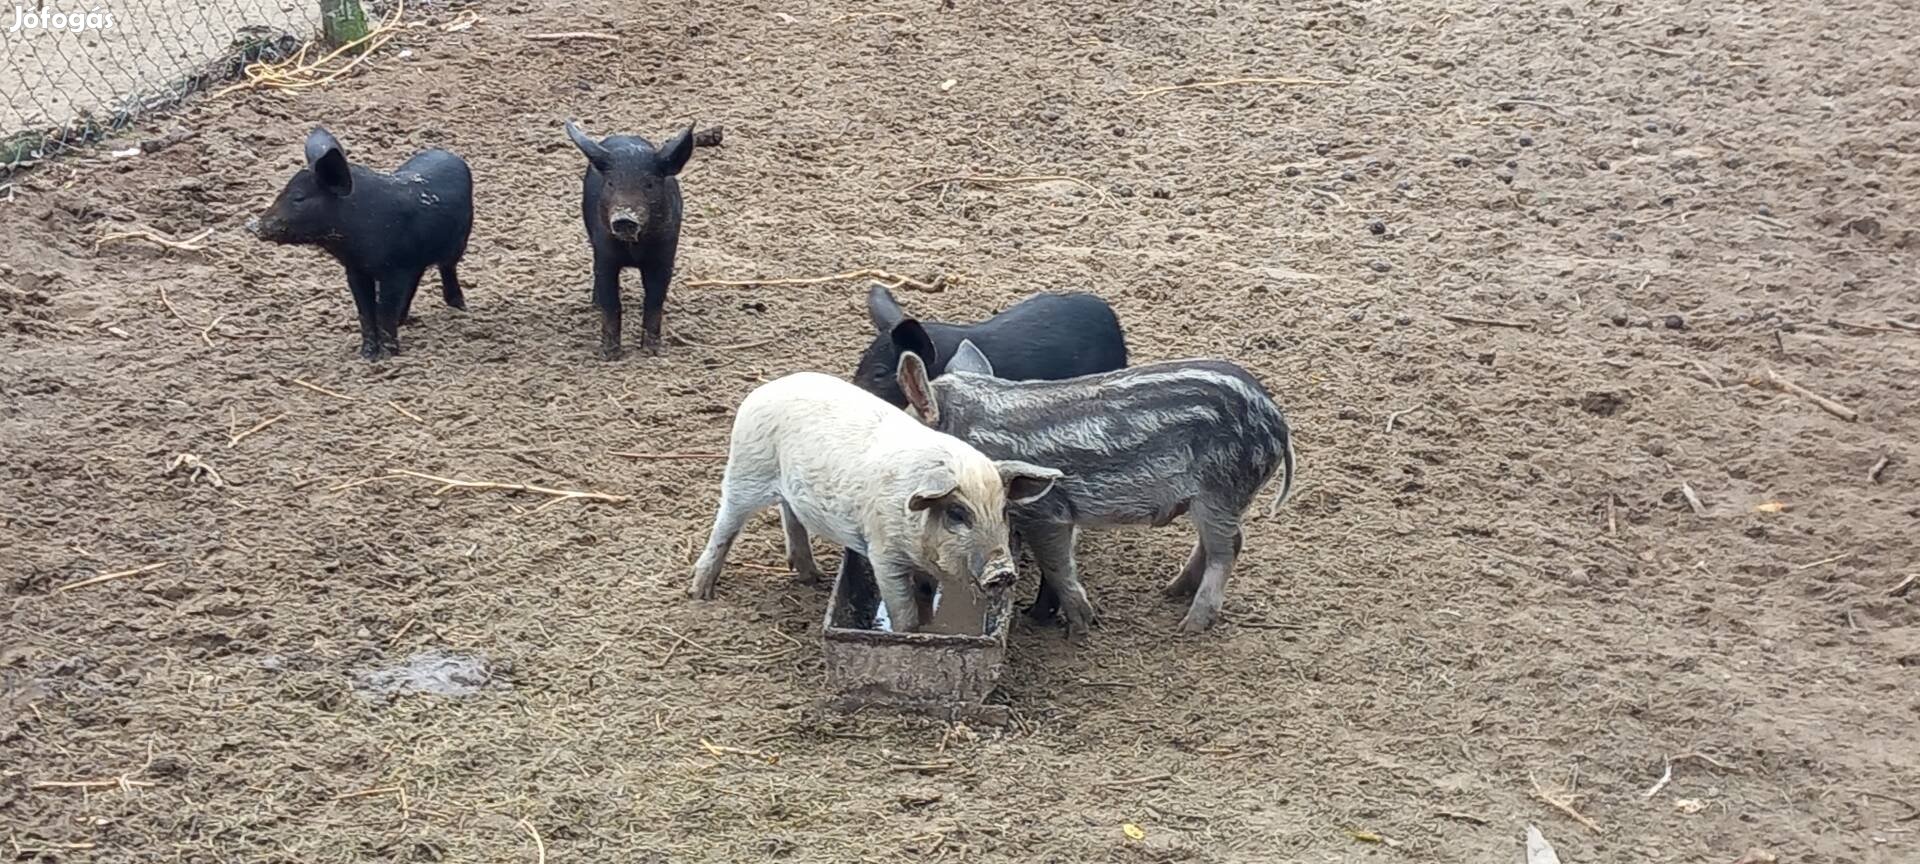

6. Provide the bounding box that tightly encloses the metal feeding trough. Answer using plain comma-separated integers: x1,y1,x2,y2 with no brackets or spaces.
820,554,1015,725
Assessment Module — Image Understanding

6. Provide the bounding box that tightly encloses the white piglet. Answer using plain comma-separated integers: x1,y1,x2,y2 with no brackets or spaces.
688,371,1060,633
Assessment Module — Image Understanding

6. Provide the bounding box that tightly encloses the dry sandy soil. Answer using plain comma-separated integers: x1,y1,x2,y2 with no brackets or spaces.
3,1,1917,862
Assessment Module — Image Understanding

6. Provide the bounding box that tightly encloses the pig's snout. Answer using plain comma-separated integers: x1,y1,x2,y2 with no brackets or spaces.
607,209,643,240
980,554,1017,589
243,216,261,236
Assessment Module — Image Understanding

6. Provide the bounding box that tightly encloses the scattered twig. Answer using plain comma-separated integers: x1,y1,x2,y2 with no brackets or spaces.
387,618,417,646
1493,98,1566,115
1757,368,1858,422
699,738,781,764
1439,312,1533,329
1100,773,1173,788
526,31,619,42
387,469,629,506
158,285,193,329
686,268,952,293
667,333,781,352
1793,553,1848,571
1129,76,1345,98
1672,751,1736,771
1605,492,1618,536
1868,453,1889,484
29,778,157,789
1888,319,1920,333
54,561,172,593
1753,214,1793,231
227,414,285,448
95,226,214,253
518,818,548,864
1309,187,1344,208
1435,810,1489,825
1622,40,1689,57
1856,790,1920,822
197,315,225,348
610,451,727,460
1643,758,1673,799
389,400,427,426
166,452,227,487
834,11,908,23
289,378,357,402
902,173,1111,204
1889,574,1916,598
1829,319,1914,335
329,785,402,801
1679,481,1707,516
1385,406,1423,433
1530,774,1602,833
214,0,414,97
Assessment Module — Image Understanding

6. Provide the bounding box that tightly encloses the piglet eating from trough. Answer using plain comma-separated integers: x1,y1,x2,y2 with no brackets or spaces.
245,127,473,361
687,370,1061,634
564,119,694,359
893,333,1297,637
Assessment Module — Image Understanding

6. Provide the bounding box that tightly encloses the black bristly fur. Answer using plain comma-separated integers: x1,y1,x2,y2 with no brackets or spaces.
852,282,1130,407
247,126,473,362
566,119,694,359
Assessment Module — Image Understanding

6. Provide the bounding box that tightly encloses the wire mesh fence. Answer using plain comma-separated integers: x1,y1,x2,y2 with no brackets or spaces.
1,0,327,172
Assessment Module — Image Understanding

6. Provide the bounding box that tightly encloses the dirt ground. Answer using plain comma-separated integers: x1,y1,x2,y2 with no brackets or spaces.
3,0,1917,861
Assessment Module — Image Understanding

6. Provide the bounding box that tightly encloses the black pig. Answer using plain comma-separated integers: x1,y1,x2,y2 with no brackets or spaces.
564,120,693,358
246,127,472,361
853,282,1130,407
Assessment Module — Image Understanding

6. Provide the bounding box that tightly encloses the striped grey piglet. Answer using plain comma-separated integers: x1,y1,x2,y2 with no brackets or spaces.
894,338,1296,636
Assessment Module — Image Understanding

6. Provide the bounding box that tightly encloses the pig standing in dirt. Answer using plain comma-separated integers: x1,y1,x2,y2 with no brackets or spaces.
687,371,1060,634
845,282,1131,620
246,127,472,361
853,282,1130,408
894,335,1297,636
564,120,693,358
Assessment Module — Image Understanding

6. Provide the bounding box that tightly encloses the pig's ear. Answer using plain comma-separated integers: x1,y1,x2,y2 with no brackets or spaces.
996,460,1061,504
658,123,695,176
895,349,941,426
866,282,906,331
889,318,936,367
946,339,996,377
564,120,611,171
906,464,959,513
304,128,352,196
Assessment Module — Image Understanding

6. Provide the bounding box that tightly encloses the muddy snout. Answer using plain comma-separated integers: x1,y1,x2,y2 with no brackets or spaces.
979,554,1017,590
607,208,644,241
243,216,261,236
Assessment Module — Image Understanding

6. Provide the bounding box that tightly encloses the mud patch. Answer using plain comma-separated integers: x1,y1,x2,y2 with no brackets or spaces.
353,650,500,700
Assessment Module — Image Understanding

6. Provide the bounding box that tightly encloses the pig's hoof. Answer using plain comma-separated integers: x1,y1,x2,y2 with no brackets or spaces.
358,342,390,362
1178,605,1220,634
1023,599,1059,624
687,579,716,600
794,567,828,587
1060,598,1097,641
639,337,662,357
1161,574,1201,599
598,343,625,361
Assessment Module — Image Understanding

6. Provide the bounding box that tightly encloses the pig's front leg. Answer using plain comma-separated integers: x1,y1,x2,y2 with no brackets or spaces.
591,255,624,360
1023,521,1097,642
345,268,386,361
869,549,923,633
637,251,673,356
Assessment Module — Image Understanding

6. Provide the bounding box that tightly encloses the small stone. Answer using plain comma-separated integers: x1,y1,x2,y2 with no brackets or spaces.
1476,352,1496,366
1283,165,1302,177
1394,314,1412,326
1663,314,1686,330
1341,170,1357,182
1518,135,1534,147
1645,439,1667,456
1758,204,1773,217
1368,219,1387,235
1348,310,1365,322
1368,259,1392,273
1039,109,1060,122
1597,159,1612,170
1608,230,1625,241
1610,311,1629,327
1451,154,1473,167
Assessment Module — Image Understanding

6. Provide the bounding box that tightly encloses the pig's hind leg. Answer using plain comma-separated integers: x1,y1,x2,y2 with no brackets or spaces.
689,469,778,600
779,501,826,586
377,269,424,354
1177,502,1245,633
437,260,467,310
